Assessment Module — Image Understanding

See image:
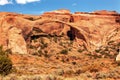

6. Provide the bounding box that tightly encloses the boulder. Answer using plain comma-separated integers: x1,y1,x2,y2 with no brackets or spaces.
116,53,120,62
8,27,27,54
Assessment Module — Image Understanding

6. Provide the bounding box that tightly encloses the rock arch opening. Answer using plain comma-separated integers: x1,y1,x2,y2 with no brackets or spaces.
67,27,75,41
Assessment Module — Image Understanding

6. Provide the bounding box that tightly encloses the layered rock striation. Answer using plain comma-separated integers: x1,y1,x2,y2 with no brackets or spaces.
0,9,120,61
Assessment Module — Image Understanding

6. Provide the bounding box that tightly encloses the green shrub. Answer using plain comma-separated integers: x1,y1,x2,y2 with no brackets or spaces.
53,36,57,43
61,32,65,36
47,35,51,39
77,49,84,53
60,49,68,54
41,43,48,49
59,42,63,46
43,50,49,57
0,46,12,56
44,50,48,54
0,46,12,75
0,55,12,75
38,50,43,56
29,45,35,49
0,46,7,56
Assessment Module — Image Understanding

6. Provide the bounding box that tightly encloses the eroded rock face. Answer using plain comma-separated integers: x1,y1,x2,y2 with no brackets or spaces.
0,13,33,54
0,10,120,61
44,9,71,14
8,27,27,54
92,10,118,15
72,12,120,51
116,53,120,62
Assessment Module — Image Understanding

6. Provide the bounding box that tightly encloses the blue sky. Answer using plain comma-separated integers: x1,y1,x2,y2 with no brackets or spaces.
0,0,120,15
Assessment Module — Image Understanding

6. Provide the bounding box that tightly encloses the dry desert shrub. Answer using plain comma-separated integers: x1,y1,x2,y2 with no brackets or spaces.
0,46,12,76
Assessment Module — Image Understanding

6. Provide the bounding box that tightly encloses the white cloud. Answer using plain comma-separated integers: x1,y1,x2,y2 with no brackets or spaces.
0,0,12,5
0,0,40,5
15,0,40,4
40,10,44,14
72,3,77,6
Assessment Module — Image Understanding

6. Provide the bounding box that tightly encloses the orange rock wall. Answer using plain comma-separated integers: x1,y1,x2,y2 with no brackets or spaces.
0,10,120,54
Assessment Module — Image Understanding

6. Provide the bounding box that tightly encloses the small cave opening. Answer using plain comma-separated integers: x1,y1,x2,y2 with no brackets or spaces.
115,17,120,23
29,27,45,41
116,19,120,23
69,16,74,22
31,35,40,40
67,27,75,41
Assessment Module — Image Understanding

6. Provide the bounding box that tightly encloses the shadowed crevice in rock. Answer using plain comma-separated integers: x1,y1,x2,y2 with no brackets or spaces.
67,27,75,41
0,10,120,61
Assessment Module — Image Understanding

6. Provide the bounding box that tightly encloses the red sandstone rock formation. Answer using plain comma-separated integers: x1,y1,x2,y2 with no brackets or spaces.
0,9,120,61
92,10,118,15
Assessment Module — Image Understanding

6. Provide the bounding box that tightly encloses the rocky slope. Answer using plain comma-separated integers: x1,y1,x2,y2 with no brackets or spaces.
1,9,120,80
0,9,120,61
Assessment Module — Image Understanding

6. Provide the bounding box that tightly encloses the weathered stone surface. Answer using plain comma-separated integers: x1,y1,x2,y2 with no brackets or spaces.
72,12,120,51
8,27,27,54
116,52,120,62
0,13,33,54
92,10,118,15
0,9,120,61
